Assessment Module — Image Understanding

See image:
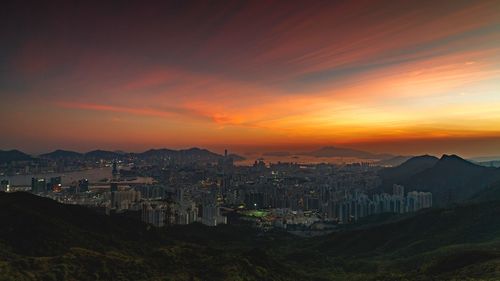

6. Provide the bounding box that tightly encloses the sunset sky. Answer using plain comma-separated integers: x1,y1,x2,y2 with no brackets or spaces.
1,0,500,156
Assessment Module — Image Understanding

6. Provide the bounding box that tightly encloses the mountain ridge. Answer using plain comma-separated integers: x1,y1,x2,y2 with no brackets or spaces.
40,149,84,159
303,146,395,160
29,148,245,162
379,154,500,206
0,149,34,164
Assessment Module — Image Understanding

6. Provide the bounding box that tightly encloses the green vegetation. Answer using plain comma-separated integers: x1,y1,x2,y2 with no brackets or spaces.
242,210,269,218
1,192,500,280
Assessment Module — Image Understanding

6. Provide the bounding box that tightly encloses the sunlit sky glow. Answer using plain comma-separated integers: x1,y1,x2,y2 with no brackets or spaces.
1,0,500,156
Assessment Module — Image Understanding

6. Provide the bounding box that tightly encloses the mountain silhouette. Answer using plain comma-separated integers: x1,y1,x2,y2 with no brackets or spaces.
380,154,500,206
379,155,439,184
0,149,33,164
304,146,394,159
40,149,84,159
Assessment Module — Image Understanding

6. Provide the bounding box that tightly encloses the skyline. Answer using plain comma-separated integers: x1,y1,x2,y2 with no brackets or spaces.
1,0,500,156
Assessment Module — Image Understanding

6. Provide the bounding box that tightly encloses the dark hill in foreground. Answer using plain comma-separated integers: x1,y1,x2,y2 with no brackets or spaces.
1,192,500,280
0,192,297,281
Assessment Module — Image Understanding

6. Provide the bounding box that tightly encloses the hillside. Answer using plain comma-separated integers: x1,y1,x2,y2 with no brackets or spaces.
378,155,438,183
21,147,246,163
84,150,123,160
287,201,500,280
374,155,413,167
0,150,33,164
469,181,500,203
0,192,299,281
407,155,500,206
1,192,500,280
379,154,500,206
134,147,245,163
40,149,84,159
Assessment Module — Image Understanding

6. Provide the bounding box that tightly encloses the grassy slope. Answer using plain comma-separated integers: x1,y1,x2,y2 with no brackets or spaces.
1,192,500,280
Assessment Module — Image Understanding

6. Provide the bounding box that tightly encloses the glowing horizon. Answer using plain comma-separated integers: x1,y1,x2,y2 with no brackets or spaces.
1,0,500,157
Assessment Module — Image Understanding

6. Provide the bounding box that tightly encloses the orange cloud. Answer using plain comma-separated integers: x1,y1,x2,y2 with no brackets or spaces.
2,0,500,155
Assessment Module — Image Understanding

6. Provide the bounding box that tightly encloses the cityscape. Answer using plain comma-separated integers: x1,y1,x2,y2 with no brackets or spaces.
1,0,500,280
1,148,434,232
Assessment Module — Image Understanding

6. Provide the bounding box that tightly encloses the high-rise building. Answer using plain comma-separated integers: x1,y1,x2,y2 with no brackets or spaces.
108,189,141,210
201,189,226,226
134,185,165,199
393,184,405,197
49,176,62,192
406,191,433,212
327,189,433,223
0,179,9,192
78,179,89,193
142,202,167,227
31,177,46,193
244,191,264,209
112,161,119,180
110,162,119,192
110,182,118,192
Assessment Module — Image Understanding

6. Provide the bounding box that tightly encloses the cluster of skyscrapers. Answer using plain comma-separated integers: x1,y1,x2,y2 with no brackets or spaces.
2,151,434,232
324,185,432,223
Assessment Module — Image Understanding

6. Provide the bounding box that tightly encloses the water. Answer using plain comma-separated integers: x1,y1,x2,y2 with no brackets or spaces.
236,154,373,166
2,167,153,186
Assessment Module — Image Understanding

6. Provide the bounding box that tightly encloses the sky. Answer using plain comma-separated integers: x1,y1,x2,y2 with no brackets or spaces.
1,0,500,157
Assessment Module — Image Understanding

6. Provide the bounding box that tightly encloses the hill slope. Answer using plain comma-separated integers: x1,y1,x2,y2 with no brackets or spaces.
0,192,299,281
40,149,84,159
379,155,439,184
0,150,33,164
469,181,500,203
407,155,500,206
379,154,500,206
1,192,500,280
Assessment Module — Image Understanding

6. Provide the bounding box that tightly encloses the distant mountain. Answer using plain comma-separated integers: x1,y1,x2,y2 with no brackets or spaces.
135,148,176,158
38,149,124,161
304,146,393,160
380,154,500,206
469,155,500,162
178,147,218,157
84,150,122,160
469,156,500,168
19,147,245,163
476,160,500,168
0,149,33,164
2,192,500,280
40,149,83,159
263,151,291,157
135,147,245,163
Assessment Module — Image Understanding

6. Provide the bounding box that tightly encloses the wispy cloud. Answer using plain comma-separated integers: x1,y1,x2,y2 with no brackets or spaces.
2,0,500,154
